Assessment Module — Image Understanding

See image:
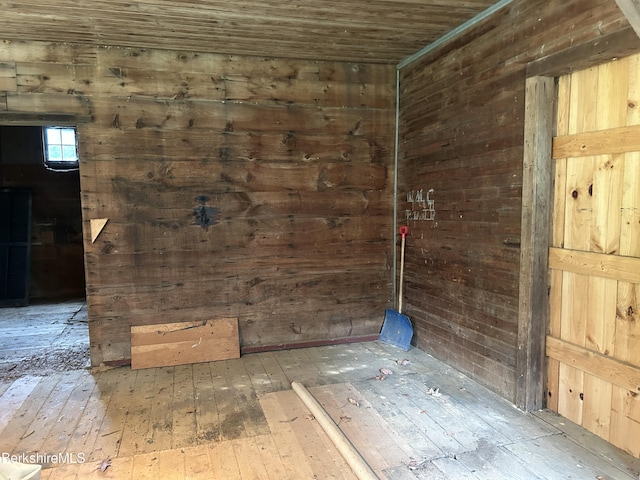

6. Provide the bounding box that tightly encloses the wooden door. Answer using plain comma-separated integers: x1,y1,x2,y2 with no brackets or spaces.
0,188,32,306
546,53,640,458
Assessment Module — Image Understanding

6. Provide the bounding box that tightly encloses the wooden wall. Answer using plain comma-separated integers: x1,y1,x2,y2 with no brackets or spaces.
397,0,633,401
0,41,396,365
0,126,85,301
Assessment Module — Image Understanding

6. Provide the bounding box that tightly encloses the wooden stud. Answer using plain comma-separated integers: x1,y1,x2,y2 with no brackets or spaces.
516,75,555,412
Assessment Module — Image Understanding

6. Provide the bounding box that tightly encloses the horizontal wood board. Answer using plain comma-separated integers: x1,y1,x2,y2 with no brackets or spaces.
553,124,640,158
549,247,640,284
546,336,640,395
396,0,635,402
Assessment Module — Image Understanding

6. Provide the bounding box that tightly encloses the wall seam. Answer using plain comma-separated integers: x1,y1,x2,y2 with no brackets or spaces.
398,0,515,70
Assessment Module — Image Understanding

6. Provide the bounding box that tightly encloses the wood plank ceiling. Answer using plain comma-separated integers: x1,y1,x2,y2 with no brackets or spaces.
0,0,499,63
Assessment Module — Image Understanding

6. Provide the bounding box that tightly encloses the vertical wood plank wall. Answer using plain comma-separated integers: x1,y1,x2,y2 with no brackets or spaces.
0,41,396,365
397,0,632,401
547,54,640,458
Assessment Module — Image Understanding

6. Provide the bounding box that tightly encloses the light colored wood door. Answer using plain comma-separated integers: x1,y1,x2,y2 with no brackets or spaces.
547,53,640,458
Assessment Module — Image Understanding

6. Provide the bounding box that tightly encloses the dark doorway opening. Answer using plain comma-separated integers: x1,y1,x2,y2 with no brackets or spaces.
0,126,88,378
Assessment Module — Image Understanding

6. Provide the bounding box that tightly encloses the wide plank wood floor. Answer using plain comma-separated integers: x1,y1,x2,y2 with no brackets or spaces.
1,334,639,478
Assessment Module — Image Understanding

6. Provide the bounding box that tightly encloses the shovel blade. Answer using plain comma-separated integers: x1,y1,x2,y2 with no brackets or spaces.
379,309,413,351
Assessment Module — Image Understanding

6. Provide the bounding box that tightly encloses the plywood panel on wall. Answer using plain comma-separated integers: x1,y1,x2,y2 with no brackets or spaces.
131,318,240,369
396,0,632,401
0,40,396,365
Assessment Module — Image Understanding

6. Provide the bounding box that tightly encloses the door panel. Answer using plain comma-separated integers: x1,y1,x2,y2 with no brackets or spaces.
0,188,32,306
547,53,640,458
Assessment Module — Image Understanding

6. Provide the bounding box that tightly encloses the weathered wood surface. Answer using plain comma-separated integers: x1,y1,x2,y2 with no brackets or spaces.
130,318,240,370
397,0,634,402
0,40,395,365
2,341,637,480
526,26,640,78
0,1,496,64
515,75,554,411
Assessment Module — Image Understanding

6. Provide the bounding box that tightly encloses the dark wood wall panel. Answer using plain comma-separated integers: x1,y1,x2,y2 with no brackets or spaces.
397,0,631,401
0,41,395,365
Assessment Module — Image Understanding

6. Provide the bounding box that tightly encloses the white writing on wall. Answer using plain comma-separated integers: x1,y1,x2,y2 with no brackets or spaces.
405,188,435,222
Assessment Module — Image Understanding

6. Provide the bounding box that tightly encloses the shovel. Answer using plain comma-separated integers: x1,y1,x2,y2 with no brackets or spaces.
379,225,413,350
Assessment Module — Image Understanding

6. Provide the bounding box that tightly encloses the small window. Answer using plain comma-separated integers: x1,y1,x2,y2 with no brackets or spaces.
43,126,79,170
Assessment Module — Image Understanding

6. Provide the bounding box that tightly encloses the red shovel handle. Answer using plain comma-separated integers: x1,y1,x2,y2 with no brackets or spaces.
399,225,409,238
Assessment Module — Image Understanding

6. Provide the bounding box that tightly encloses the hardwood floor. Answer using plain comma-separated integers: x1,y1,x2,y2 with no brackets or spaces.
0,299,89,380
1,336,639,478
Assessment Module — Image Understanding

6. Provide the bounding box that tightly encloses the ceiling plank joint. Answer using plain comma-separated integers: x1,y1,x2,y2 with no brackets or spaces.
615,0,640,38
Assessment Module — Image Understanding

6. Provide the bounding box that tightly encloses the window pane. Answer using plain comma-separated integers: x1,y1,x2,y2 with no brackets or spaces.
44,126,79,168
46,128,61,145
61,145,77,161
47,145,62,161
60,128,76,145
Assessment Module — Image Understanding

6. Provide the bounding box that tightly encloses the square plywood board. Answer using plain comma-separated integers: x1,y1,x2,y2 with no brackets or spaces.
131,318,240,369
